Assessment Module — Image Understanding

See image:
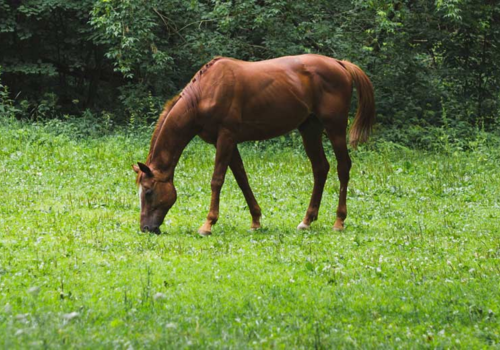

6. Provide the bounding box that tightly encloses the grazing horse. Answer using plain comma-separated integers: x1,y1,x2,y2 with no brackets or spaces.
133,54,375,235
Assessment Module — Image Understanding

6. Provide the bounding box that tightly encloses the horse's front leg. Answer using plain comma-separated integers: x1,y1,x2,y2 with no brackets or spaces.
198,130,235,236
229,147,262,230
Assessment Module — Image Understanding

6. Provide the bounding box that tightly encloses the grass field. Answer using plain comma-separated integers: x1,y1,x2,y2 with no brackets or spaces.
1,119,499,348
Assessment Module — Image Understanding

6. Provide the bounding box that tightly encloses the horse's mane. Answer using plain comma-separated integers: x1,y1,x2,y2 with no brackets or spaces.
181,56,225,109
137,57,225,184
136,94,181,184
147,94,181,163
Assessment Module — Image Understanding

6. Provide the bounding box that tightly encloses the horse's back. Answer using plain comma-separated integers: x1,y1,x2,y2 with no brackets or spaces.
196,55,353,142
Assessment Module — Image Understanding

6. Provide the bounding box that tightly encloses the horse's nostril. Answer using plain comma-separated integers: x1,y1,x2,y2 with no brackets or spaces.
142,225,161,234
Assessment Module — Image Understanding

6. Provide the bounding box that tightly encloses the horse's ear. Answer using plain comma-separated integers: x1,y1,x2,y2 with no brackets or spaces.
137,162,153,177
132,164,140,173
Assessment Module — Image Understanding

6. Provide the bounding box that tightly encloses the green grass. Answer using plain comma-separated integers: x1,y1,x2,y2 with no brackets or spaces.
1,119,499,348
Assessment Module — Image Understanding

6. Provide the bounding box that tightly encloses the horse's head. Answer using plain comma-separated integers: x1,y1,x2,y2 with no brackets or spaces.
133,162,177,234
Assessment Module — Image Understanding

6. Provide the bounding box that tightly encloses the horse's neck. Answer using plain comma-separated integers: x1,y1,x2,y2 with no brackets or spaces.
148,100,197,180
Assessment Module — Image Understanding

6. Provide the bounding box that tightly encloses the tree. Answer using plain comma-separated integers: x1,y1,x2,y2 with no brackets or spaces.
0,0,498,141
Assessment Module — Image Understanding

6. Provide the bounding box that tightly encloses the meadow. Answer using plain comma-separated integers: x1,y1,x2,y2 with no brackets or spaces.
0,118,499,348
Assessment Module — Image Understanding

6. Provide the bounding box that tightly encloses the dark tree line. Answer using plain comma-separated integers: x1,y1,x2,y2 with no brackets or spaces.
1,0,499,143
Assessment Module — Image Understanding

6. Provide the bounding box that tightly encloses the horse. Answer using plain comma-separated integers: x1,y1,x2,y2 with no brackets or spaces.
133,54,375,235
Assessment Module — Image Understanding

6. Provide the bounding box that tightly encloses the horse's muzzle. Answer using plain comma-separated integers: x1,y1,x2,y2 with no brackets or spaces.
142,225,161,234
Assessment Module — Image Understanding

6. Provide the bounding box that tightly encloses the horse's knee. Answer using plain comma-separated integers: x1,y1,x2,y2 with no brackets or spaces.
210,178,224,191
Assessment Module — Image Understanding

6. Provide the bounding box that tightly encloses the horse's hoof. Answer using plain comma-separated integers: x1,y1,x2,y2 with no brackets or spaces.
297,222,310,230
198,229,212,236
333,224,344,231
251,223,261,230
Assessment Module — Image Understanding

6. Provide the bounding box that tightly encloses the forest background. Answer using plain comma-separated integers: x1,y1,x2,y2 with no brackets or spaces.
1,2,500,347
1,0,499,146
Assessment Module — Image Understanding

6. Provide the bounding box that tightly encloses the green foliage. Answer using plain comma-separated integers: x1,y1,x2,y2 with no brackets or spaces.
0,66,19,119
90,0,173,79
0,0,499,144
1,119,499,347
0,0,106,118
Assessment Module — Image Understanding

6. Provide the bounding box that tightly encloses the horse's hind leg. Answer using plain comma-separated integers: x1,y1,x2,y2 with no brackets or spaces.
229,147,262,230
297,117,330,230
323,119,352,231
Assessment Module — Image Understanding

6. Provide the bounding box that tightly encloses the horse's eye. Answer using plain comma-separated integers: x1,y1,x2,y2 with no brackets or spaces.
145,188,153,196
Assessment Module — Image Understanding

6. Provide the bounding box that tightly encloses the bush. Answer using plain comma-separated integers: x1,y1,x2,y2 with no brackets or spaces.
0,66,19,120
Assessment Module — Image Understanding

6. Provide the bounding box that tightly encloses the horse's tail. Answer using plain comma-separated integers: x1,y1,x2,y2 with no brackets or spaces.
339,60,375,149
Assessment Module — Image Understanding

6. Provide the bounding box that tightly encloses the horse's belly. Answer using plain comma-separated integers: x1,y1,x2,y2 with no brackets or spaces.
236,85,311,141
236,122,300,142
237,105,309,142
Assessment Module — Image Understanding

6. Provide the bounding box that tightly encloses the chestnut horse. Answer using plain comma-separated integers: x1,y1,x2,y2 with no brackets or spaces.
133,54,375,235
